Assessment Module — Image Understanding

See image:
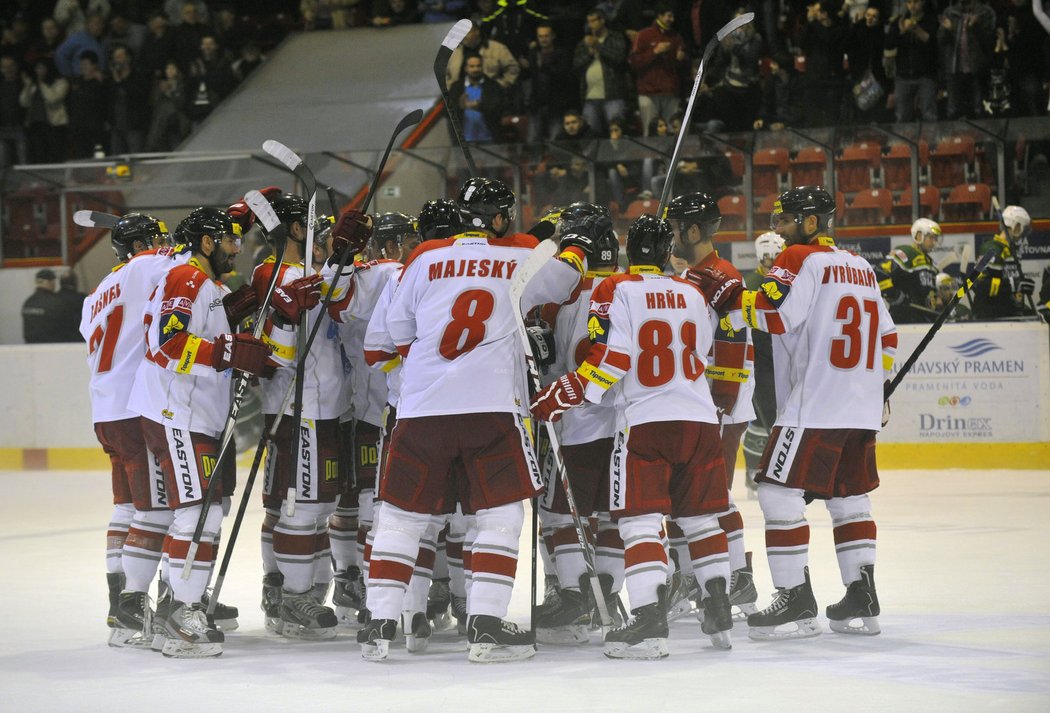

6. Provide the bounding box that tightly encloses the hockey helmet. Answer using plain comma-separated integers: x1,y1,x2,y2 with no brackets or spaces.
458,177,516,236
371,212,416,249
1001,205,1031,240
417,199,464,241
558,201,611,233
174,207,240,253
910,218,942,246
111,212,168,261
770,186,835,241
626,214,674,268
270,192,309,228
664,192,721,242
566,212,618,270
754,231,785,265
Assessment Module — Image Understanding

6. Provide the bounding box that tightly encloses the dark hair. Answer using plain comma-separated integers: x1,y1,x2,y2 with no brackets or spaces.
654,1,673,14
563,108,583,121
648,116,667,134
80,50,100,66
33,58,58,82
586,9,607,21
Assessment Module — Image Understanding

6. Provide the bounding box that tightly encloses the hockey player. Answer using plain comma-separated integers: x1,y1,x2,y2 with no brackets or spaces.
878,218,941,323
80,213,181,646
127,207,272,657
971,205,1037,319
357,177,550,663
666,192,759,625
691,186,898,640
531,214,734,659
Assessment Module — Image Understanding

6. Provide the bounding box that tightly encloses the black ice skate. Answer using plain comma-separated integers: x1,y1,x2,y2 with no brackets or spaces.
728,551,759,621
108,591,154,649
603,587,669,660
261,571,283,634
150,581,173,651
747,568,822,641
588,573,625,630
402,610,433,653
105,572,124,629
332,566,364,624
536,586,591,645
357,618,397,661
451,594,467,635
278,591,338,640
426,578,453,630
826,564,880,636
162,601,224,658
533,575,562,619
698,577,733,650
666,568,699,622
467,615,536,663
201,589,239,631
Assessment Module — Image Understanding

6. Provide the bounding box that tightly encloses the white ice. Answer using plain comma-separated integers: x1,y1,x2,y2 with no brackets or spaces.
1,468,1047,713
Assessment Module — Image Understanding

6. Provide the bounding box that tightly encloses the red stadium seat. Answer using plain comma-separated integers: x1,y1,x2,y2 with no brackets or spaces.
754,193,778,229
941,183,991,222
622,198,660,221
844,188,893,226
723,150,744,181
883,140,929,191
753,147,789,196
930,136,976,189
789,147,827,188
717,194,747,230
892,186,942,224
836,142,881,193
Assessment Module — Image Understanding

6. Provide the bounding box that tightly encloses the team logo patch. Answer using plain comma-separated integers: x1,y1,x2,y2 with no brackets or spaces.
587,315,606,340
767,265,797,284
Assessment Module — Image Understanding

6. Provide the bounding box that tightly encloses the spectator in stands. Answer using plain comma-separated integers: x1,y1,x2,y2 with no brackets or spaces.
480,0,547,67
599,116,643,207
107,45,149,154
538,155,594,209
0,54,27,167
66,50,107,157
145,59,190,151
846,5,889,122
607,0,656,44
172,1,210,70
232,43,265,82
421,1,469,24
19,58,68,164
53,0,111,34
939,0,997,120
553,108,597,146
573,8,630,136
755,52,804,130
693,0,734,49
24,18,64,67
56,272,86,342
213,5,248,55
799,0,848,127
997,0,1047,117
165,0,208,26
886,0,939,122
444,22,520,91
105,13,146,57
139,13,176,79
448,54,506,143
1,15,31,62
54,12,106,77
372,0,422,26
629,3,688,136
185,34,236,126
705,5,763,133
301,0,366,30
21,269,64,344
522,22,576,141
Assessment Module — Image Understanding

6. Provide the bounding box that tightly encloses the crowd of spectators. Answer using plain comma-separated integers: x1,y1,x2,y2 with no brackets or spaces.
0,1,294,167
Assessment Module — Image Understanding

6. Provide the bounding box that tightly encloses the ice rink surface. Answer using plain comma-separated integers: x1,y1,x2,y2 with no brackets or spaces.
1,468,1048,713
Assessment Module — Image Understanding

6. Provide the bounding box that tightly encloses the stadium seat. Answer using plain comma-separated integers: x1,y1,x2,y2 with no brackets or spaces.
941,183,991,222
892,186,941,224
883,140,929,190
754,193,778,228
622,197,660,221
753,147,789,196
723,150,744,182
3,187,63,260
717,194,747,231
499,115,529,143
836,142,881,193
930,136,976,189
789,147,827,188
844,188,893,226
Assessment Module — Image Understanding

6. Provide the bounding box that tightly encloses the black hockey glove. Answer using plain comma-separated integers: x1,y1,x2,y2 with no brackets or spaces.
1018,276,1036,296
526,319,556,373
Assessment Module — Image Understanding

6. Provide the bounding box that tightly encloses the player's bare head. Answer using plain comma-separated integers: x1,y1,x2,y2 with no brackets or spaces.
457,177,516,237
175,206,242,275
371,212,416,260
111,213,168,261
418,199,463,242
626,214,674,269
771,186,835,245
910,218,942,253
665,192,720,262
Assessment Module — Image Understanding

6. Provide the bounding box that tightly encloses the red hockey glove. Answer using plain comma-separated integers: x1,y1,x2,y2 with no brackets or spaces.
222,284,260,327
710,379,740,415
227,200,254,233
330,209,373,262
686,266,743,314
530,372,586,422
211,333,272,376
272,273,323,323
258,185,283,200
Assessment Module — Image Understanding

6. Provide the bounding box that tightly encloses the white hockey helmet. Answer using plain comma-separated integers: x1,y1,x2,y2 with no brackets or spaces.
910,218,942,244
755,231,786,263
1001,205,1031,238
935,272,955,290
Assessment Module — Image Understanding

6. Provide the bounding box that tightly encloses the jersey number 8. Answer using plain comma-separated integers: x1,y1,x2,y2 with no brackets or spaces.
439,289,496,361
637,319,703,387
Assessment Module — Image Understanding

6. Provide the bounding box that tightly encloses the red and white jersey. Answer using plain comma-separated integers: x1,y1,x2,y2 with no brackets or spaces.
728,238,898,430
385,231,544,419
251,258,350,420
127,258,234,437
362,267,404,407
327,259,402,426
541,273,619,446
579,267,720,428
80,246,190,423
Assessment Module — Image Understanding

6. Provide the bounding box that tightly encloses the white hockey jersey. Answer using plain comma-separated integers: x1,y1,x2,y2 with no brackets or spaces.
362,267,404,407
79,246,190,424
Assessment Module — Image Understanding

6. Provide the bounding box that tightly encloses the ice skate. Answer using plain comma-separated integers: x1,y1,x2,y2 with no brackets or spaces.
533,575,562,619
201,589,239,631
261,572,283,634
108,591,153,649
161,601,223,658
357,618,397,661
332,566,364,624
309,581,331,606
698,577,733,650
728,552,759,621
451,594,467,635
466,615,536,663
826,564,880,636
150,582,172,652
666,569,698,622
535,587,590,645
603,590,670,660
105,572,124,631
278,591,338,640
748,568,822,641
426,578,453,630
402,611,433,653
588,574,625,629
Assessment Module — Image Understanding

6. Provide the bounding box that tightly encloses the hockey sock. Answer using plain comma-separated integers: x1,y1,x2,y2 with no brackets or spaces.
329,502,359,572
826,494,877,586
312,501,338,588
405,519,441,614
595,514,625,593
367,503,434,620
261,507,279,573
274,502,329,595
446,511,467,598
717,496,747,572
539,522,556,579
358,489,376,584
432,522,449,580
123,509,173,592
619,514,668,609
678,514,731,591
545,512,585,591
758,484,809,589
665,519,694,581
462,514,477,603
106,503,135,574
468,502,524,618
165,503,222,605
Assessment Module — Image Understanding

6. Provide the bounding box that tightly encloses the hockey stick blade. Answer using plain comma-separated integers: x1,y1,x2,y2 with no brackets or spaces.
245,189,280,233
714,11,754,43
434,20,479,176
439,19,472,54
73,210,120,229
263,139,318,196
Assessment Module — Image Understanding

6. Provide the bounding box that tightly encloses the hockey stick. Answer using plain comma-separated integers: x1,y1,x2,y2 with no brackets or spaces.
262,140,318,517
657,12,755,215
181,191,289,578
434,19,479,176
509,240,613,633
203,110,424,613
990,196,1039,316
885,245,998,400
73,210,120,229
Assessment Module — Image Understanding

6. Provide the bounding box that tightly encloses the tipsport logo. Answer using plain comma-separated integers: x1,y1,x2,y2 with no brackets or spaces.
948,339,1001,358
937,395,972,407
